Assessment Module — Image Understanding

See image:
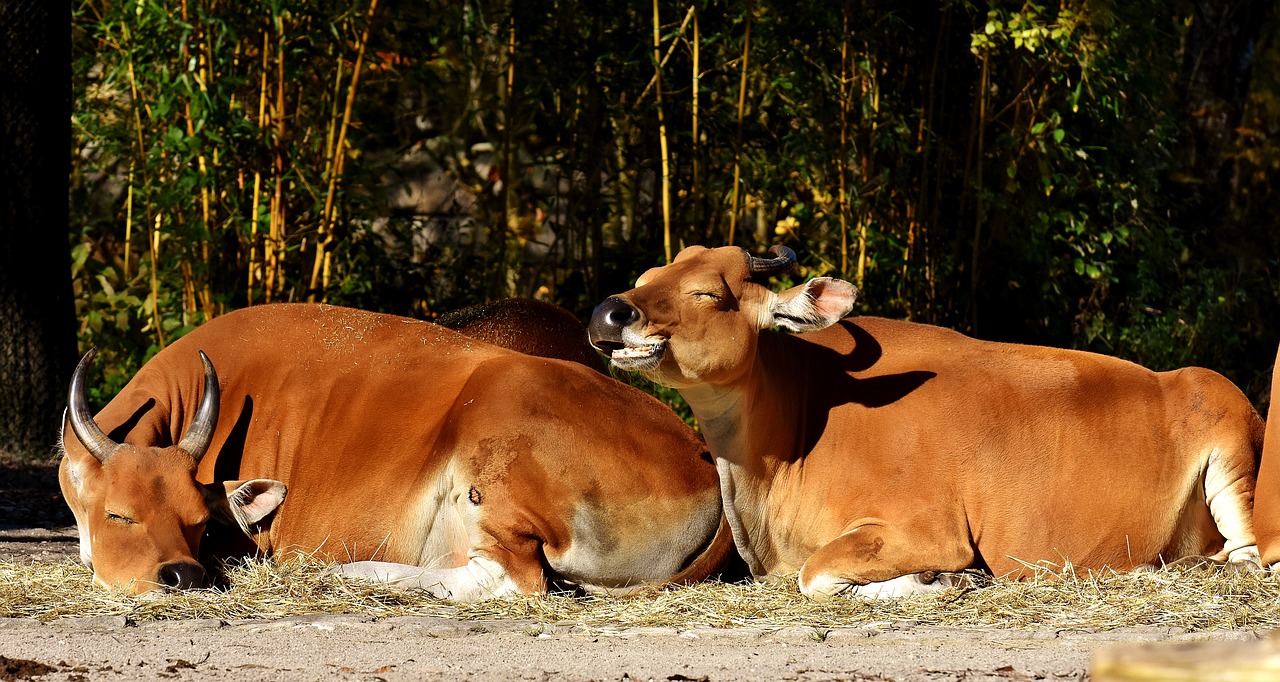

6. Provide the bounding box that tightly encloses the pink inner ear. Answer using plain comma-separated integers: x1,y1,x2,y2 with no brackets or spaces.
808,278,858,321
232,480,287,524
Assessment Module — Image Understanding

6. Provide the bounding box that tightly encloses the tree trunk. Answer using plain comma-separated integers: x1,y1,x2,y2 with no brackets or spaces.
0,0,77,457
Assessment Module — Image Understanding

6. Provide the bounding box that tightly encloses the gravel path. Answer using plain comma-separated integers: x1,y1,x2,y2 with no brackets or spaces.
5,613,1266,681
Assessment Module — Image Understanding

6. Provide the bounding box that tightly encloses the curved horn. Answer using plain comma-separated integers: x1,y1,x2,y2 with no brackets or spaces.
175,351,220,463
67,348,119,463
745,245,798,277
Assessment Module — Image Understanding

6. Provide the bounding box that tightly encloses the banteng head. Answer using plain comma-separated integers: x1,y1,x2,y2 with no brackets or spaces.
59,349,286,595
588,245,859,388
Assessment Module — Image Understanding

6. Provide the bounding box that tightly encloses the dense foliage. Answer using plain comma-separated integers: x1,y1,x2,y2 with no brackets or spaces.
70,0,1278,409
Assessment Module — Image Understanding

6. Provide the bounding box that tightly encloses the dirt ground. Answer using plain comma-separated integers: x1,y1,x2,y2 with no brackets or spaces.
0,455,1269,681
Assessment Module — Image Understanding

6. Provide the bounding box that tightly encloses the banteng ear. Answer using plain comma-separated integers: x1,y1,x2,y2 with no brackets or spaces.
767,277,859,333
205,479,287,534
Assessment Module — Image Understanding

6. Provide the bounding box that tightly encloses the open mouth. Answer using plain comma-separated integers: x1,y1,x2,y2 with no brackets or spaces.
608,341,666,370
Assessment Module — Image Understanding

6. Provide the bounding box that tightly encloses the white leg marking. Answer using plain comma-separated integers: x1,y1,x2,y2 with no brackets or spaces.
333,557,520,602
1204,447,1256,558
800,571,964,601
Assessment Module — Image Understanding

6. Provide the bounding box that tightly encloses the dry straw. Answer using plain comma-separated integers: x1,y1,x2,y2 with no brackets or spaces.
2,557,1278,631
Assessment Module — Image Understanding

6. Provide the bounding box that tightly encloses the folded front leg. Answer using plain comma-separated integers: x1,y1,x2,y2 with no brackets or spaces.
797,523,971,600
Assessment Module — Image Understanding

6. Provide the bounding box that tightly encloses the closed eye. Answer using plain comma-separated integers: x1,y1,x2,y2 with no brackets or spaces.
692,292,722,301
106,511,135,525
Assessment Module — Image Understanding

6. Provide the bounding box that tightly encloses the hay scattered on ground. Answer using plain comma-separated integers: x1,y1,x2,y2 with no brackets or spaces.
2,557,1278,632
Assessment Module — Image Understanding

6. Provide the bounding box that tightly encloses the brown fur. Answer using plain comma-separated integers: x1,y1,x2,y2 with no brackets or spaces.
589,245,1262,597
1254,344,1280,565
61,302,732,597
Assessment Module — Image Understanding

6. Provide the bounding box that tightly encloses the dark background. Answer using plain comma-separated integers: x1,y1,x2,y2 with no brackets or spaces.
2,0,1278,455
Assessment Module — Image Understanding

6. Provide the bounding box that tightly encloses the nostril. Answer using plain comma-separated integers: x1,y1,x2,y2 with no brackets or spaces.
590,298,639,331
606,305,640,326
588,298,641,350
157,561,205,590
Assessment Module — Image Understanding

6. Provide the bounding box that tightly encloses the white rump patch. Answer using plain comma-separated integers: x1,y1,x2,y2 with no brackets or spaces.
397,459,473,569
547,490,721,592
333,557,519,602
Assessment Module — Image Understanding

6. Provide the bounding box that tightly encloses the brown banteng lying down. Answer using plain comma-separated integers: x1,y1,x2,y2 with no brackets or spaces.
588,244,1263,599
60,302,731,599
1253,344,1280,568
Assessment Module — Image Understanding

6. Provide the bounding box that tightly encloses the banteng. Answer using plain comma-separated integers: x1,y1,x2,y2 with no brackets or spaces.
588,245,1262,599
61,302,731,599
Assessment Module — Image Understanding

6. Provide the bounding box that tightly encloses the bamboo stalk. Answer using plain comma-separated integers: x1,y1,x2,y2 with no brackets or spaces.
728,0,753,247
309,0,380,299
124,163,134,279
120,22,150,284
265,15,288,303
182,95,214,321
501,6,517,297
652,0,672,264
636,6,694,107
176,0,204,325
856,44,879,289
323,59,345,176
182,257,196,326
507,13,517,227
902,200,914,316
267,184,282,303
248,168,261,305
317,57,345,294
149,214,166,349
122,26,146,155
322,251,333,294
247,31,269,306
855,68,868,287
691,5,700,229
970,50,989,332
199,24,215,320
838,3,849,276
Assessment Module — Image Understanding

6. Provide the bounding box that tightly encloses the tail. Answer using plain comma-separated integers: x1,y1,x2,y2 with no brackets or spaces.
662,514,748,586
1255,343,1280,567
